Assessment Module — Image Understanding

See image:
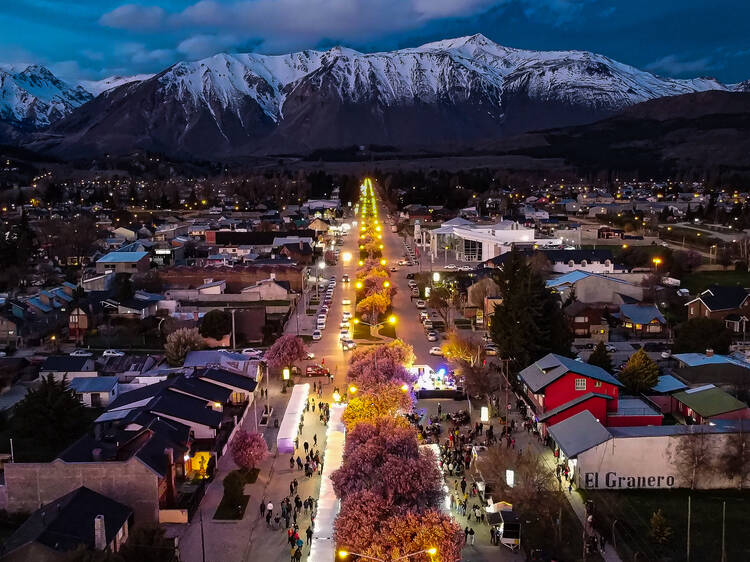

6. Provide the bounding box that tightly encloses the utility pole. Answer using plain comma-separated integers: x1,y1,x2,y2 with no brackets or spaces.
200,510,206,562
686,495,692,562
231,309,236,350
721,501,726,562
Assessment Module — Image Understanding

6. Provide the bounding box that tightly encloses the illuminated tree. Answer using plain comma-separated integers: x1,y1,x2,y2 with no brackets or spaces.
347,355,415,388
441,332,483,366
230,430,269,471
342,384,413,431
356,291,390,323
264,334,307,369
348,340,415,368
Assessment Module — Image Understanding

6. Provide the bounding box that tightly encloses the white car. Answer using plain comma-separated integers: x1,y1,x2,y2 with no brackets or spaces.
408,280,417,288
339,329,350,340
605,343,617,352
341,339,357,351
70,349,93,357
459,266,473,272
415,300,426,309
424,320,434,330
102,349,126,357
340,321,350,329
342,311,352,321
445,264,457,270
426,331,438,342
342,298,352,305
241,348,264,358
312,330,322,341
429,347,443,356
317,320,326,330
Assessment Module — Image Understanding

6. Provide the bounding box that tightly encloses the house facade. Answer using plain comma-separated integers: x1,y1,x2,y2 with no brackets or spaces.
686,285,750,333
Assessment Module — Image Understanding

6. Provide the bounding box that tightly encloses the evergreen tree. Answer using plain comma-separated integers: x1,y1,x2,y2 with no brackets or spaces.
490,249,573,372
11,375,90,461
618,348,659,393
588,342,613,372
199,309,232,339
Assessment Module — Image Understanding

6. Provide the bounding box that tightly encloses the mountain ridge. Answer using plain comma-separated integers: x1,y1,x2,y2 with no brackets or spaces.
3,34,749,158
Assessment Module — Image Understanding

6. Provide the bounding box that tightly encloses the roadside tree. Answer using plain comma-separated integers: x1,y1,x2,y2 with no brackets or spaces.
587,342,613,372
164,328,205,366
199,309,232,340
618,348,658,393
230,430,269,472
264,334,307,369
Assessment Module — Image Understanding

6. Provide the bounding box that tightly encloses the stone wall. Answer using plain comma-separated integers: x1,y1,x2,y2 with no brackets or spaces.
2,457,160,524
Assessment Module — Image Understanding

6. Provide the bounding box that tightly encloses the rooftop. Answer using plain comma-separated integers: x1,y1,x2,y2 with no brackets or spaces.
672,384,748,418
547,410,612,458
69,376,118,393
519,353,623,393
96,251,149,263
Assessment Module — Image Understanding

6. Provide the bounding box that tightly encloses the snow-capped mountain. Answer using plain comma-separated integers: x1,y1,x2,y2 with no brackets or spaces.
79,74,153,96
13,34,750,158
0,64,92,128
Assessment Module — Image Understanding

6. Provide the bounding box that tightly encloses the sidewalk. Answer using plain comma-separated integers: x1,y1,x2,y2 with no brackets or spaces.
172,381,331,562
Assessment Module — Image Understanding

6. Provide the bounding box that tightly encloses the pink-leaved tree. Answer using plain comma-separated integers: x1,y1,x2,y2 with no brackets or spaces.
230,430,269,471
264,334,307,370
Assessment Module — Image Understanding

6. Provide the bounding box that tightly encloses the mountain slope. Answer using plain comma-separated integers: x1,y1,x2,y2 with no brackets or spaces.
79,74,153,96
15,34,750,158
0,64,92,128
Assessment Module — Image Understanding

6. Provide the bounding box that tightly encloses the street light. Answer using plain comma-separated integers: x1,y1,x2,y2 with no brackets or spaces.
380,259,387,266
282,367,290,380
333,390,341,403
433,272,440,283
348,385,358,394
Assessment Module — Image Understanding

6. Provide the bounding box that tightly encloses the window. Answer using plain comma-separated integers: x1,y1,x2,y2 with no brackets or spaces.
705,309,709,317
574,316,588,323
575,378,586,391
595,381,602,388
690,306,695,315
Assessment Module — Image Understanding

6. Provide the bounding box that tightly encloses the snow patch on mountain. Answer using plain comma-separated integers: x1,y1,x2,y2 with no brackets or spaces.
79,74,153,96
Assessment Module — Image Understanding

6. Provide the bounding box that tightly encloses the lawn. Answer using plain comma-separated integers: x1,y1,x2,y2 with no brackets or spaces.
582,489,750,562
680,270,750,294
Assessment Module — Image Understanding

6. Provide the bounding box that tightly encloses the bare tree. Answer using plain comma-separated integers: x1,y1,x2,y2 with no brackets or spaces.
668,426,716,489
719,420,750,489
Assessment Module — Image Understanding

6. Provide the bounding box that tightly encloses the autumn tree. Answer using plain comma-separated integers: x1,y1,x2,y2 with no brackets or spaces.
263,334,307,369
342,384,413,431
347,355,415,388
356,291,390,324
588,341,613,372
441,332,483,366
164,328,205,366
348,339,415,368
455,359,503,415
230,430,269,471
618,348,659,393
427,286,451,323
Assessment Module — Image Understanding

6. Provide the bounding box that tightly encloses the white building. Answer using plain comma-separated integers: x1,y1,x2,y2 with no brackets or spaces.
428,219,560,262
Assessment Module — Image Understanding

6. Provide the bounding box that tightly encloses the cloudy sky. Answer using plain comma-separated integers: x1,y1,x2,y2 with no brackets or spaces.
2,0,749,83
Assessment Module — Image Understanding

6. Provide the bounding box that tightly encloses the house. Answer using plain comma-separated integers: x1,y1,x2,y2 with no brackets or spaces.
69,376,119,407
671,384,750,424
0,487,132,562
0,313,21,349
40,356,96,382
536,249,623,274
240,275,292,301
546,271,645,304
95,251,150,274
518,354,661,434
197,367,258,404
616,303,666,337
280,242,314,265
686,285,750,333
564,302,611,341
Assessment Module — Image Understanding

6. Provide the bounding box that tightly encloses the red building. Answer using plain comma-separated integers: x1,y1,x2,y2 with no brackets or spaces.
519,354,662,434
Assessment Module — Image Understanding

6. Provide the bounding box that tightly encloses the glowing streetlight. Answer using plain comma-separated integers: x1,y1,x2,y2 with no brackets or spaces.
333,390,341,403
282,367,290,380
348,386,358,394
355,281,363,289
388,315,397,324
358,260,364,266
432,272,440,283
383,281,390,288
380,259,387,266
401,383,409,392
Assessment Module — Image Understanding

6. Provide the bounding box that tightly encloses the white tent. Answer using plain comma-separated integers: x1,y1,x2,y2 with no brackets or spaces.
276,383,310,453
309,404,346,561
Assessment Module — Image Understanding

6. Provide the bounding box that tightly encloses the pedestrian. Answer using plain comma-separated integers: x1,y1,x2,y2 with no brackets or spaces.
289,456,295,470
460,477,467,494
306,526,313,545
296,456,303,470
437,402,442,417
313,433,318,446
568,481,573,493
490,526,496,545
266,510,272,526
469,527,475,545
600,534,606,552
289,482,294,496
304,441,309,453
464,526,469,544
293,478,299,492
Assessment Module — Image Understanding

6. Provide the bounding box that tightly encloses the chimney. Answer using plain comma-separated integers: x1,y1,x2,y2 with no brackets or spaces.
270,273,276,280
164,448,176,506
203,278,213,285
94,514,107,550
706,349,714,357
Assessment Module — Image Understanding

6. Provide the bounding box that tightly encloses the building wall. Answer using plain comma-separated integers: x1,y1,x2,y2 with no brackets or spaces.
157,265,304,292
605,414,664,427
544,396,608,427
686,299,750,321
543,372,619,412
1,457,160,524
574,276,644,303
577,433,738,490
95,256,149,275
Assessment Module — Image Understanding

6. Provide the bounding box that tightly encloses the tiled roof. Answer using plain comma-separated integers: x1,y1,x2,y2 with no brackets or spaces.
41,356,94,372
619,303,666,325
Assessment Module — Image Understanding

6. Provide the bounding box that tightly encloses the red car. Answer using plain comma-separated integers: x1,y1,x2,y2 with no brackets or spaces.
305,364,330,377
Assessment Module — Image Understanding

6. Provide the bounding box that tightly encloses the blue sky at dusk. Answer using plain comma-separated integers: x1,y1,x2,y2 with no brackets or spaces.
1,0,748,83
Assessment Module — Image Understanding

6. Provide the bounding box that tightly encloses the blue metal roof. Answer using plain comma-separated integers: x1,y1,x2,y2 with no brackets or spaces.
69,376,118,393
96,251,148,263
651,375,688,393
619,304,665,325
672,353,750,368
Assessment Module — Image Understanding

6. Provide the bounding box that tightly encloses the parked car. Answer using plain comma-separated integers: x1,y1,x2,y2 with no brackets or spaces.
406,273,415,279
407,280,417,288
306,364,330,377
340,321,350,329
415,300,426,309
605,343,617,352
342,298,352,305
429,346,443,356
341,339,357,351
342,274,350,283
339,329,350,340
424,320,434,330
241,348,264,358
342,311,352,321
306,351,315,359
70,349,93,357
484,345,499,356
445,264,457,270
426,331,438,341
102,349,125,357
312,330,322,341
